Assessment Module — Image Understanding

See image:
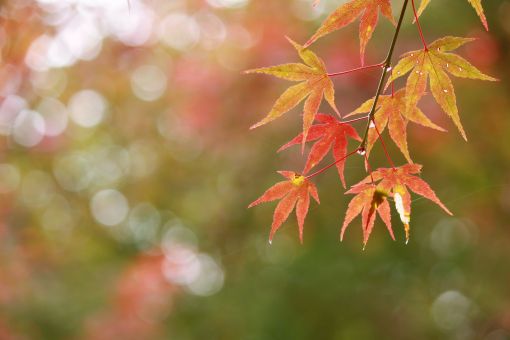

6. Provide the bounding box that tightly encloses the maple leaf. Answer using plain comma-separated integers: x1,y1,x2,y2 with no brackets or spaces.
305,0,396,65
245,38,339,151
249,171,320,244
386,36,497,141
417,0,488,31
347,89,445,162
341,183,394,248
342,164,452,246
278,114,361,187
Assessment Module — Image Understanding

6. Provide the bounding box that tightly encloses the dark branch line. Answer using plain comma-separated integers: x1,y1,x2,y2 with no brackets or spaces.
359,0,410,150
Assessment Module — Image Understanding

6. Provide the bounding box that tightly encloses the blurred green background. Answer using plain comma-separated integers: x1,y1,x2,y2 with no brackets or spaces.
0,0,509,339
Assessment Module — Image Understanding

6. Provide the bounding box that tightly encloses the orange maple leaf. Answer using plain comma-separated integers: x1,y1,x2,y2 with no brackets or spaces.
245,38,339,151
278,114,361,187
249,171,320,244
341,183,394,248
348,89,445,162
342,164,452,247
305,0,396,65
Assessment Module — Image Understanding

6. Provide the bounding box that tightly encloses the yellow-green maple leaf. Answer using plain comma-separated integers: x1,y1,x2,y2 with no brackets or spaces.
245,38,339,150
386,36,497,141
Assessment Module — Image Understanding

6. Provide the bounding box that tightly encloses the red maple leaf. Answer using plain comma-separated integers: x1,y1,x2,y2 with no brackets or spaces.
342,164,452,247
249,171,320,244
278,114,361,187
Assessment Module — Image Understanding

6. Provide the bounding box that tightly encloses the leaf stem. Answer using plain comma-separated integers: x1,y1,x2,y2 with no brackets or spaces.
371,119,395,168
328,63,384,77
359,0,409,150
411,0,428,50
305,149,361,180
341,115,370,125
364,153,375,184
391,70,395,98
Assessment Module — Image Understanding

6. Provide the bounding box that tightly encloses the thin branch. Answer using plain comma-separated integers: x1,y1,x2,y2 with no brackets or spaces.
359,0,409,150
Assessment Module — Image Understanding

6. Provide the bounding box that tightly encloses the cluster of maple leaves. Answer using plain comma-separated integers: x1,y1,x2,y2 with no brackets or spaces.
246,0,495,248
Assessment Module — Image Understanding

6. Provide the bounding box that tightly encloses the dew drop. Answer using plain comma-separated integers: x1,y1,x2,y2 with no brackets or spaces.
357,148,366,156
446,63,449,68
397,71,401,75
458,67,463,72
410,53,414,57
419,72,423,75
385,66,393,73
443,89,448,93
268,239,272,245
369,121,376,128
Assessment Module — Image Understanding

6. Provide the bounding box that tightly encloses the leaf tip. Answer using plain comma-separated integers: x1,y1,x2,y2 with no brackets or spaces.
303,39,313,49
250,122,263,130
482,19,489,32
285,35,298,48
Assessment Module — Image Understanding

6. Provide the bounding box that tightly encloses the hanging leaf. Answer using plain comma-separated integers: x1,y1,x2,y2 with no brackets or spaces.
278,114,361,187
387,36,497,141
341,183,394,248
348,89,445,162
249,171,320,244
342,164,452,246
305,0,395,65
245,38,339,151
